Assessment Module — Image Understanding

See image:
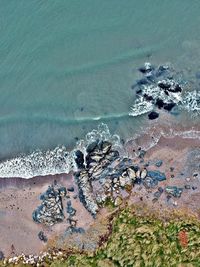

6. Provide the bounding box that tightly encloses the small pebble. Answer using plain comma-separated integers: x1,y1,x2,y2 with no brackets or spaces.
185,185,191,189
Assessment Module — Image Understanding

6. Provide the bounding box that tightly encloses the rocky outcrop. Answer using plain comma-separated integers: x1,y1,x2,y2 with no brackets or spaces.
32,186,65,226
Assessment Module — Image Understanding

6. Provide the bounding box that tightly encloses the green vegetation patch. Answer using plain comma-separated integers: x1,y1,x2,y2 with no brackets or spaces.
2,208,200,267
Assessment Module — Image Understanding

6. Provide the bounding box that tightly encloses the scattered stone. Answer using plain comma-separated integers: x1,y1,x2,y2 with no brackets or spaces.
152,198,158,203
186,177,190,182
67,186,74,192
148,111,159,120
114,196,123,206
38,231,48,243
185,185,191,189
148,170,166,181
192,186,197,190
155,160,163,167
165,186,183,198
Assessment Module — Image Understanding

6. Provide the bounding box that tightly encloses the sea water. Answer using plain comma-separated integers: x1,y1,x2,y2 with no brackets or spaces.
0,0,200,177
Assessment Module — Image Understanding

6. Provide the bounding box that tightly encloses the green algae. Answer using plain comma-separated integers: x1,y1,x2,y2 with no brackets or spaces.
2,208,200,267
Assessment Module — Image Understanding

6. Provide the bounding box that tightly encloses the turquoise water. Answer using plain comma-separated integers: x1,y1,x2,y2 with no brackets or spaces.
0,0,200,159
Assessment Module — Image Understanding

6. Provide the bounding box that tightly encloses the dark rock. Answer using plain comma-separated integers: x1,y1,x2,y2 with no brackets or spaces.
173,84,182,92
66,201,76,216
136,89,143,95
135,178,142,185
67,186,74,192
152,198,158,203
148,111,159,120
75,150,84,169
58,187,67,197
158,187,164,193
148,170,166,181
0,251,4,260
155,99,164,109
155,160,163,167
165,186,183,198
86,141,98,153
158,81,171,89
38,231,48,243
185,185,191,189
192,186,197,190
163,102,176,111
143,94,154,101
170,167,174,172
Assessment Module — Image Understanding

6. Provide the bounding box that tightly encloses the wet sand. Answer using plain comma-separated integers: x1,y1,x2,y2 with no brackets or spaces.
0,134,199,257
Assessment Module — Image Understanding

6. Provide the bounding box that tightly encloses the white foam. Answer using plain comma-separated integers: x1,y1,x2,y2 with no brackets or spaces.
0,123,121,179
129,82,183,117
181,90,200,115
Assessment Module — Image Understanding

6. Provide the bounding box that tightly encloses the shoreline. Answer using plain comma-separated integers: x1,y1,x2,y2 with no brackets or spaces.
0,133,199,260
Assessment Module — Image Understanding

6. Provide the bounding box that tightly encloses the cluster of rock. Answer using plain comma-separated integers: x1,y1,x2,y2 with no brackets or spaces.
131,62,183,119
74,141,171,214
74,140,119,216
32,186,65,226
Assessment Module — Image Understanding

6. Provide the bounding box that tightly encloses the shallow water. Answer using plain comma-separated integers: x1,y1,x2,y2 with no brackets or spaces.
0,0,200,162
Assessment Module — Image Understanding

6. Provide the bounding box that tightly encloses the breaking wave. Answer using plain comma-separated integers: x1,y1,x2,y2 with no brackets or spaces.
0,123,121,179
